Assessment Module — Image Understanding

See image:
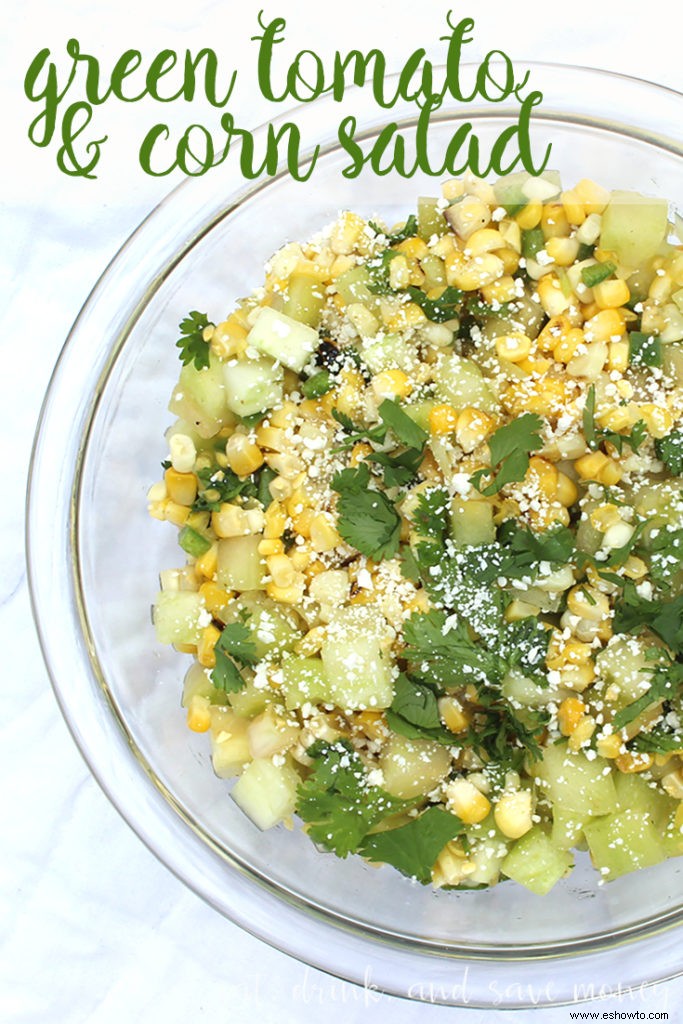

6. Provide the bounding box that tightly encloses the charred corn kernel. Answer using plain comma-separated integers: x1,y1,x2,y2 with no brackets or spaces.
505,598,541,621
561,189,587,226
465,228,506,256
495,332,532,362
445,778,491,824
197,624,221,669
497,247,521,275
494,790,533,839
210,317,248,359
638,403,674,439
438,696,469,735
194,542,218,580
258,538,284,556
537,314,572,353
622,555,648,580
568,715,597,752
560,662,597,692
355,710,387,742
537,273,571,316
225,434,264,476
662,770,683,799
584,308,625,343
546,636,593,670
429,403,459,435
198,581,232,618
596,732,624,759
545,236,580,267
526,456,559,497
295,626,326,657
590,504,622,532
266,575,306,605
574,178,610,214
187,694,212,732
616,751,655,774
575,451,610,481
480,275,518,305
592,278,631,310
515,201,543,230
397,236,429,259
556,472,579,507
310,513,341,553
541,203,570,239
371,369,412,400
455,407,495,451
329,211,365,254
164,468,198,507
264,500,287,538
449,253,505,291
165,501,190,527
567,585,610,622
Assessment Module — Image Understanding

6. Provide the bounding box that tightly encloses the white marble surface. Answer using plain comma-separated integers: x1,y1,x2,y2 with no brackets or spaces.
3,1,683,1020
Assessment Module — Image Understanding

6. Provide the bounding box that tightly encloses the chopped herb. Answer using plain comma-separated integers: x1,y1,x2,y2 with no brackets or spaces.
583,385,647,454
359,807,464,884
613,660,683,730
655,429,683,475
647,526,683,587
192,465,258,512
470,413,544,496
581,262,617,288
631,729,683,754
161,459,171,471
211,616,258,693
331,409,387,449
367,447,424,489
368,214,418,245
176,311,212,370
629,331,662,368
497,521,577,577
613,582,683,656
378,399,428,451
297,740,409,857
366,249,400,295
302,370,333,399
411,488,450,544
388,673,443,731
331,462,401,559
405,285,463,323
257,466,277,508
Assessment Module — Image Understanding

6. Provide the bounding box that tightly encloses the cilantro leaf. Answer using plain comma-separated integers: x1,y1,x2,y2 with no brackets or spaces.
366,250,400,295
583,385,647,454
405,285,463,323
470,413,544,496
367,447,424,489
331,409,387,449
497,522,576,578
192,465,258,512
631,729,683,754
411,488,450,544
656,429,683,475
386,674,455,745
629,331,662,368
296,741,409,857
378,399,428,450
613,583,683,655
358,807,464,884
612,661,683,730
647,526,683,587
368,214,418,246
331,462,401,559
176,311,212,370
211,617,258,693
403,609,504,688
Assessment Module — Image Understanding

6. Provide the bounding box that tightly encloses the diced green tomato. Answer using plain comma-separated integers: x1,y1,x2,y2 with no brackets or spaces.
222,356,284,417
531,742,617,817
227,678,273,718
321,606,394,710
501,828,573,895
165,417,217,452
334,265,374,305
182,661,217,707
581,261,616,288
600,191,669,267
502,671,565,710
551,807,587,850
302,370,333,399
574,500,603,556
178,525,212,557
495,171,561,215
216,536,266,591
450,497,495,545
153,590,206,646
434,353,497,412
221,592,300,659
246,307,319,373
522,227,545,261
231,757,300,830
247,707,300,759
663,343,683,386
283,272,325,328
614,772,676,825
629,331,662,367
209,707,250,778
417,196,448,240
594,636,653,708
583,809,668,880
420,254,447,290
379,734,451,800
281,657,331,710
169,355,228,439
404,399,437,431
361,332,417,373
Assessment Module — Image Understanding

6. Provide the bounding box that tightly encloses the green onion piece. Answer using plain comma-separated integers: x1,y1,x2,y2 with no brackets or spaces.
629,331,662,368
521,228,545,261
302,370,333,399
581,262,617,288
178,526,212,557
577,242,595,261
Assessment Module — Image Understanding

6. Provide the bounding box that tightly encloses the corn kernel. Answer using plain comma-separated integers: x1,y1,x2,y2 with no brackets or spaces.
495,332,532,363
226,433,264,477
592,278,631,310
541,203,570,240
498,248,521,275
494,789,533,839
567,585,610,622
537,274,571,316
596,732,624,759
638,403,674,439
450,253,505,291
537,314,572,353
164,468,198,507
350,441,373,467
445,778,491,824
197,624,221,669
465,228,506,256
258,538,285,556
371,369,412,400
480,275,518,305
310,512,341,553
584,308,626,343
559,662,597,692
575,451,609,481
597,459,623,486
556,472,578,507
397,236,429,260
198,582,232,619
553,327,584,364
455,407,495,451
165,501,190,527
574,178,610,215
210,317,248,359
264,500,287,538
194,542,218,580
561,189,587,226
568,714,597,751
266,576,306,605
515,201,543,230
267,553,297,589
295,626,327,657
590,503,622,532
446,195,491,240
615,751,655,774
545,236,580,267
187,693,212,732
355,710,388,742
546,637,592,671
438,696,469,735
429,403,459,435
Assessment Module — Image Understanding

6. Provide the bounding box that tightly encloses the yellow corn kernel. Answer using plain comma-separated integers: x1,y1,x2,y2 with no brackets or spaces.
397,236,429,260
526,456,559,498
264,500,287,539
505,598,540,622
515,201,543,230
371,369,412,400
605,340,629,373
596,732,624,759
566,585,610,622
310,513,341,553
498,248,521,275
355,710,388,742
568,714,597,752
597,459,623,487
615,751,655,774
165,501,190,527
210,317,248,359
584,308,626,343
661,770,683,799
552,327,584,364
268,401,298,429
622,555,648,580
198,582,232,619
404,589,431,616
537,274,571,316
446,778,491,825
431,841,477,888
494,789,533,839
194,542,218,580
590,504,622,532
289,544,312,572
197,624,221,669
537,314,572,354
164,468,198,507
545,236,580,267
649,272,673,304
480,275,518,305
266,576,306,605
383,301,427,332
225,434,264,477
516,354,552,376
574,178,610,214
329,211,366,254
212,503,264,538
556,472,578,507
592,278,631,310
438,695,469,735
387,254,411,291
541,203,570,240
295,625,326,657
449,253,505,292
291,507,314,539
187,693,212,732
258,538,284,556
267,553,297,589
255,425,287,452
546,637,593,671
505,376,569,418
465,227,506,256
495,332,532,363
638,403,674,439
559,662,597,692
575,451,610,481
455,407,495,452
348,441,372,468
561,189,587,226
429,403,459,435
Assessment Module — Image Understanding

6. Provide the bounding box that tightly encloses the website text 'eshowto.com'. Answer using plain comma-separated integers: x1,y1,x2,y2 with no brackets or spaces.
569,1012,668,1020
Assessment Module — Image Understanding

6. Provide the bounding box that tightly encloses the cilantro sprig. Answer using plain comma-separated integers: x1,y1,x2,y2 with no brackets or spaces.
211,616,258,693
656,429,683,475
368,214,418,246
470,413,544,496
359,807,464,884
176,311,213,370
331,462,401,559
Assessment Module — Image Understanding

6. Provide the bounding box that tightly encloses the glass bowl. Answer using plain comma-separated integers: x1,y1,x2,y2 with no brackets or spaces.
27,64,683,1008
